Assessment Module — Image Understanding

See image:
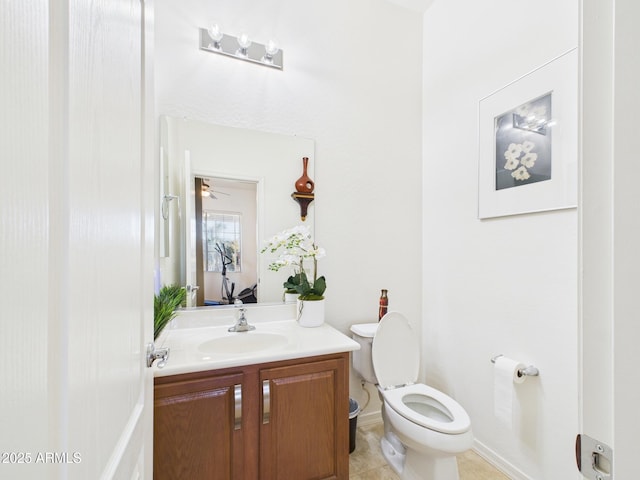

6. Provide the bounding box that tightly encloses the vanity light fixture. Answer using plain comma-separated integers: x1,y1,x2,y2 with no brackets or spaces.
199,25,283,70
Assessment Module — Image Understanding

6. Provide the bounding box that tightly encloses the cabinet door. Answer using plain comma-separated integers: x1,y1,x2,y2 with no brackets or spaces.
154,372,245,480
259,355,349,480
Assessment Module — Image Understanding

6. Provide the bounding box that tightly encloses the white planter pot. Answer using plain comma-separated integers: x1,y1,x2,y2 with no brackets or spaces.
284,292,299,303
296,298,325,327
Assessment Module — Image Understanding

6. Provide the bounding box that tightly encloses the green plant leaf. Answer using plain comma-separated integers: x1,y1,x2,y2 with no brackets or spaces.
313,276,326,296
154,284,186,340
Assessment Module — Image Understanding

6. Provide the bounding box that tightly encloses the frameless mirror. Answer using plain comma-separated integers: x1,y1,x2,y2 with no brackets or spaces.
158,116,315,306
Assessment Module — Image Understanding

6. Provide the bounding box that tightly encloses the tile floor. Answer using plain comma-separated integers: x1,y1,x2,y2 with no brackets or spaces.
349,423,510,480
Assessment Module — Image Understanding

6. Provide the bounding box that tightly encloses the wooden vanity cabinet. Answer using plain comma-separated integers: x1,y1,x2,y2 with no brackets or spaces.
260,356,349,479
154,371,249,480
154,352,349,480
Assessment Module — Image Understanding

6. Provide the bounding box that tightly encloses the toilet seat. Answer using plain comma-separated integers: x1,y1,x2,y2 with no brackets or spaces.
373,312,470,435
382,383,471,434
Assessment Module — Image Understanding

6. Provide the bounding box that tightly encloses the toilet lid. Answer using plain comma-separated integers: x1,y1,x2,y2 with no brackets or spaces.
372,312,419,389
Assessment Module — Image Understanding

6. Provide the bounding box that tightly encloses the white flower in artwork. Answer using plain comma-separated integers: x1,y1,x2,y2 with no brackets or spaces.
504,152,519,170
521,140,535,153
502,139,539,181
520,152,538,168
505,143,522,158
511,165,531,181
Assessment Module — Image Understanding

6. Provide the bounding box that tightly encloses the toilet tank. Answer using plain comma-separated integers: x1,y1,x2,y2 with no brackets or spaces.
349,323,379,384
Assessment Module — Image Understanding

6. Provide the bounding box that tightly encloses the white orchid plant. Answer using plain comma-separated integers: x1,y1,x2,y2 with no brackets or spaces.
261,225,326,300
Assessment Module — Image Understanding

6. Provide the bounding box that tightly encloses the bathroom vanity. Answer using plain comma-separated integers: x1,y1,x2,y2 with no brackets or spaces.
153,304,359,480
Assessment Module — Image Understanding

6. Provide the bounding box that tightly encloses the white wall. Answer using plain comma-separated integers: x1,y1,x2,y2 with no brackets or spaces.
154,0,423,416
422,1,579,478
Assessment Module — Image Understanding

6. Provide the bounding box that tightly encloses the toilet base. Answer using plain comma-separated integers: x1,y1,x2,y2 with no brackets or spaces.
380,435,405,476
380,433,461,480
402,448,460,480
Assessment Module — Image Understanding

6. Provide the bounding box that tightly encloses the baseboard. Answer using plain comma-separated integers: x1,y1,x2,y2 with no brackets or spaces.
356,410,382,428
472,439,532,480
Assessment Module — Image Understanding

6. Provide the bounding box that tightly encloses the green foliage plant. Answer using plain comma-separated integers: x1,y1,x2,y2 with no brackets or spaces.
154,284,186,339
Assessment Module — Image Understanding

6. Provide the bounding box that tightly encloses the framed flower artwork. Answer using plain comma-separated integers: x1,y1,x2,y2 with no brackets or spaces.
478,48,578,219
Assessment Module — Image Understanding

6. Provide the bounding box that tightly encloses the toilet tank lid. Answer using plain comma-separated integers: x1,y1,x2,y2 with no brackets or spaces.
350,323,379,338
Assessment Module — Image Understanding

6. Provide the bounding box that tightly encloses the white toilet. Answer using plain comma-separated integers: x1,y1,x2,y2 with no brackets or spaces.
350,312,473,480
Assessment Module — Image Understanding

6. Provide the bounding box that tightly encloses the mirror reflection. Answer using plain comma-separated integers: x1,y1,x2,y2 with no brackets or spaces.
197,176,257,306
158,116,315,306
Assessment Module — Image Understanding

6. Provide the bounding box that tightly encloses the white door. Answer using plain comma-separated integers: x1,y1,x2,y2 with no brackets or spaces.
0,1,154,479
580,0,640,478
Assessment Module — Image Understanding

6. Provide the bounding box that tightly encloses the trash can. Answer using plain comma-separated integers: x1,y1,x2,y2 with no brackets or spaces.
348,398,360,454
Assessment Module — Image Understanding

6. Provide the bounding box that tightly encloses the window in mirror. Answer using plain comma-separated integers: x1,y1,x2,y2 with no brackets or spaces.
203,211,242,273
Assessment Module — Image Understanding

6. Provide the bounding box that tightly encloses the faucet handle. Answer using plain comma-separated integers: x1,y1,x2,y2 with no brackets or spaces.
234,298,246,315
228,298,255,332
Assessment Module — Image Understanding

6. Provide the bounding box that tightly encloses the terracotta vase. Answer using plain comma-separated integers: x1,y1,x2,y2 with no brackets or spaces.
295,157,314,193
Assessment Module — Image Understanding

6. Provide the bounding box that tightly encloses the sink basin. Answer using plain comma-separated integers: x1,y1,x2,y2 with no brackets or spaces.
198,332,289,356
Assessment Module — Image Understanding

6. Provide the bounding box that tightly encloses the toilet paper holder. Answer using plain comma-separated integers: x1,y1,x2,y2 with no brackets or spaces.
491,354,539,378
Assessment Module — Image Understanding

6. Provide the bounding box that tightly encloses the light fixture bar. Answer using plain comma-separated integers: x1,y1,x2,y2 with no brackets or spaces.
199,28,283,70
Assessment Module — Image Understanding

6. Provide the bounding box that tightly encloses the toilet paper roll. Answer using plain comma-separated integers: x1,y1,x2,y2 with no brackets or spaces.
493,356,526,427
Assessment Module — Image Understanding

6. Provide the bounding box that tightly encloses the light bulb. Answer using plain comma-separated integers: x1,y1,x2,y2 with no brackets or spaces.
237,33,251,57
262,39,279,64
265,40,279,57
207,24,223,49
237,33,251,49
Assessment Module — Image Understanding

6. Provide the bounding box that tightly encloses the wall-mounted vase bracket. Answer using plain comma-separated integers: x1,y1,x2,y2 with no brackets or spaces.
199,28,283,70
291,192,314,221
292,157,315,221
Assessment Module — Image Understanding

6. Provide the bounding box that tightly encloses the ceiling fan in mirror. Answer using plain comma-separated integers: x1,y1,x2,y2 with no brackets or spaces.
200,179,230,200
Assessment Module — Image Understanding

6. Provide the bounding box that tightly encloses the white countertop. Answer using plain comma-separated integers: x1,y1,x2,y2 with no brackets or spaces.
154,303,360,377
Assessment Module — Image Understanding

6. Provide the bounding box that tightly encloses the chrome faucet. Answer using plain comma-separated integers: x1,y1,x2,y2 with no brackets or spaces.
228,299,255,332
